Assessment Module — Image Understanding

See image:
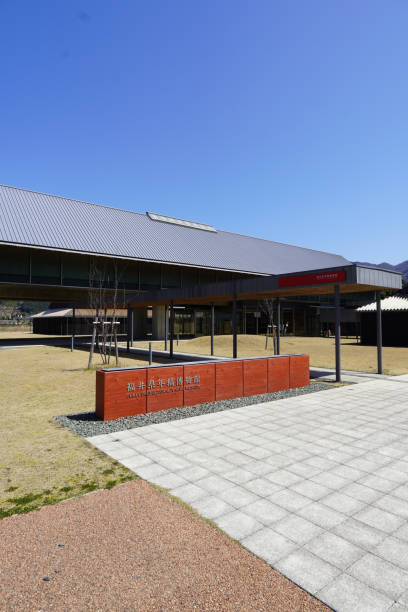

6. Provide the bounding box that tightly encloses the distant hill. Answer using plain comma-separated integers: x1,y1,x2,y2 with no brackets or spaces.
354,260,408,282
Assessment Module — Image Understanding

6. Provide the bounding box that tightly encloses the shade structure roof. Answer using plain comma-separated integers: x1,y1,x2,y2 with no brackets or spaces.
0,184,351,275
128,265,402,307
357,296,408,312
32,308,127,319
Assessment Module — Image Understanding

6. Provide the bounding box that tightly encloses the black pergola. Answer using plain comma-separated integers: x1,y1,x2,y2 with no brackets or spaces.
127,264,402,382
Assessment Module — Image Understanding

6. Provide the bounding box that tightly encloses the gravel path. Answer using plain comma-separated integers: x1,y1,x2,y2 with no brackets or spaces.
0,480,328,611
56,382,330,437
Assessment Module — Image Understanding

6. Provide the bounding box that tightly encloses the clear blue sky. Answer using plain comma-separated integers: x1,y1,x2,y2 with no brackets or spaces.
1,1,407,264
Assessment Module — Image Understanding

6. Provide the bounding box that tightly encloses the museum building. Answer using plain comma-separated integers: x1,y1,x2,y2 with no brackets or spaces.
0,184,400,342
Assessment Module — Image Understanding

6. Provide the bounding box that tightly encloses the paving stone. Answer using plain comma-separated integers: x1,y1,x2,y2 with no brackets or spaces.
374,494,408,519
176,465,209,482
242,446,272,460
241,499,288,525
269,489,313,512
267,469,302,487
358,474,399,494
375,536,408,571
148,473,188,489
348,553,408,600
354,506,405,533
275,549,340,595
195,475,235,494
169,483,207,503
242,527,297,565
272,514,323,545
120,455,152,470
322,491,366,515
244,477,282,497
317,573,394,612
394,524,408,543
190,495,234,519
223,468,255,485
305,531,365,569
215,509,262,540
310,471,350,490
135,463,169,480
332,518,386,551
298,501,346,529
109,446,137,460
340,482,383,504
291,480,331,501
218,486,260,508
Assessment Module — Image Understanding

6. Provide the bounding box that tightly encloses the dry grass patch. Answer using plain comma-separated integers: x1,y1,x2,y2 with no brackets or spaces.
0,346,162,517
133,334,408,375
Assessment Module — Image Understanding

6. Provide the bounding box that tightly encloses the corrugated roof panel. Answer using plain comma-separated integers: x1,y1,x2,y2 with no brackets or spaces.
0,184,351,275
357,296,408,312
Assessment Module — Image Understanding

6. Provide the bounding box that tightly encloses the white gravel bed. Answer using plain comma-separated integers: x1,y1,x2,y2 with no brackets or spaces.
55,382,330,438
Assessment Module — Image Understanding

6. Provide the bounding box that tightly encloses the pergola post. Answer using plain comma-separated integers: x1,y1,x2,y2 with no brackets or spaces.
232,288,237,359
164,305,168,351
334,285,341,382
126,307,131,352
276,297,281,355
376,292,383,374
210,303,214,356
169,300,174,359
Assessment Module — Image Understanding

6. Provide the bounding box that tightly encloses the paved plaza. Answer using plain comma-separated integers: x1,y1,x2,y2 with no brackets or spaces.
88,375,408,611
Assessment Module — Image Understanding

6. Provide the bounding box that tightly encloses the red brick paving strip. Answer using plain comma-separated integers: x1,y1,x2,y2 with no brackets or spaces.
0,480,329,611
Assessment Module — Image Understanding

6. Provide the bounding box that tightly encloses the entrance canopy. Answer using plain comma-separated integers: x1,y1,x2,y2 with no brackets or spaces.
128,264,401,308
127,264,402,383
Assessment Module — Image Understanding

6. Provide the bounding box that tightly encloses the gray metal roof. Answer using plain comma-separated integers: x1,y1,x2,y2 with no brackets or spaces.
0,184,351,275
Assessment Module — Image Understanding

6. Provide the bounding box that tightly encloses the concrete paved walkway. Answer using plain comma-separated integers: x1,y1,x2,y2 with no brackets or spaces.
88,375,408,612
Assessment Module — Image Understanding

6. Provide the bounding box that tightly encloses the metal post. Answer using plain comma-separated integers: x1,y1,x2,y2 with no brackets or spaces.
210,303,214,356
243,304,246,334
149,341,152,365
126,307,130,352
232,288,237,359
334,285,341,382
276,297,281,355
169,301,174,359
164,305,168,351
71,307,75,352
376,292,383,374
130,309,134,347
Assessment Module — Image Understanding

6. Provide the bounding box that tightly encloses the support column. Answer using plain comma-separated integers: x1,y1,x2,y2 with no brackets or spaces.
126,307,131,352
152,305,166,340
276,297,281,355
169,301,174,359
376,293,383,374
132,307,146,340
232,289,237,359
130,309,134,347
164,305,168,351
334,285,341,382
71,307,75,352
210,303,214,356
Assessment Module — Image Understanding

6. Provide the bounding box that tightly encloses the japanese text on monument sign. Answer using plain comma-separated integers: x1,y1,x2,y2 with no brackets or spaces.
126,375,201,398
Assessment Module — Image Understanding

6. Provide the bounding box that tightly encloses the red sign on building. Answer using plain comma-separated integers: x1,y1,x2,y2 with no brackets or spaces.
278,270,346,288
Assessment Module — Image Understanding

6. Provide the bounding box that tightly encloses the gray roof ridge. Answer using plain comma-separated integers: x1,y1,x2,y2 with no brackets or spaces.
218,226,349,261
0,183,148,219
0,183,349,262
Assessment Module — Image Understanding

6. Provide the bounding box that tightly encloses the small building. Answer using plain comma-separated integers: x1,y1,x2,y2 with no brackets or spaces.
357,296,408,347
32,308,128,335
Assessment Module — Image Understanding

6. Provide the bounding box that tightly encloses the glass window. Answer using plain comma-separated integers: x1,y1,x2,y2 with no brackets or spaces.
62,254,89,286
140,262,161,289
0,246,29,282
162,265,181,288
31,251,60,285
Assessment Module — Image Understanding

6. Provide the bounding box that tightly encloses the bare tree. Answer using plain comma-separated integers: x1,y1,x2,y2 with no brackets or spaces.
88,258,125,368
260,299,277,353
